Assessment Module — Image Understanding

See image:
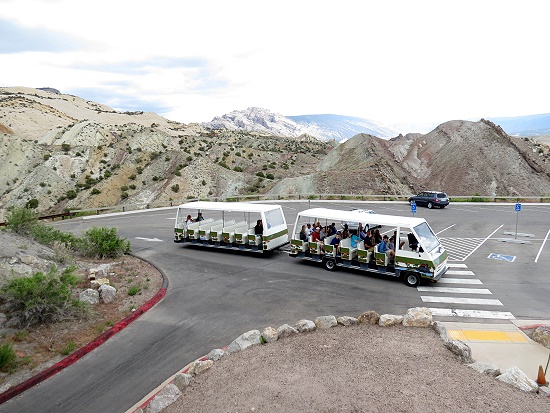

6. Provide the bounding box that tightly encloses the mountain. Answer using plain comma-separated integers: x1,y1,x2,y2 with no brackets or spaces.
488,113,550,136
203,107,398,141
1,87,549,222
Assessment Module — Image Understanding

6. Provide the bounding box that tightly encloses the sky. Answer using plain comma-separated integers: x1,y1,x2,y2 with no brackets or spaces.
1,0,549,133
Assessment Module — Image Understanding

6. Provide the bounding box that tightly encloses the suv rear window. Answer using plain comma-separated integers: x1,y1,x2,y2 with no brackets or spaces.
437,193,447,198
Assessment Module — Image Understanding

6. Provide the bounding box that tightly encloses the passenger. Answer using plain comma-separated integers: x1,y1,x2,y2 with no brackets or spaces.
342,226,350,240
386,235,396,259
311,226,325,253
329,223,337,236
319,226,327,242
305,223,313,239
255,219,263,243
358,223,366,240
350,233,361,248
330,232,341,255
299,225,308,242
363,229,375,252
185,215,194,226
373,229,382,244
378,234,389,255
196,212,204,222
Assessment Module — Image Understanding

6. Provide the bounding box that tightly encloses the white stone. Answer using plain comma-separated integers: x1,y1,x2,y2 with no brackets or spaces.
336,316,358,326
193,359,213,375
378,314,404,327
173,373,192,391
444,340,473,363
99,284,117,303
261,326,278,343
277,324,299,338
79,288,99,305
496,366,539,392
532,325,550,349
226,330,261,354
402,307,432,327
206,348,225,361
468,362,501,377
145,383,181,413
295,319,316,333
315,315,337,330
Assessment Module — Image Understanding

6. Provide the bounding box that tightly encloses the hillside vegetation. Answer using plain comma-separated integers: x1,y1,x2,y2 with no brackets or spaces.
1,87,550,220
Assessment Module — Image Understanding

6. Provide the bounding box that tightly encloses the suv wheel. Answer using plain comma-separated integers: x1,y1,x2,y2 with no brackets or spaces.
427,202,433,209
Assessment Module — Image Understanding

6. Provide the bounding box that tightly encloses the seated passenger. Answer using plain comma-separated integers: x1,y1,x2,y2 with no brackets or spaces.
305,223,313,238
373,229,382,244
311,227,325,253
358,223,367,240
255,219,263,242
363,229,375,252
378,235,389,254
330,232,341,255
329,223,338,236
186,215,194,226
386,235,396,259
196,212,204,222
350,233,361,248
299,225,308,242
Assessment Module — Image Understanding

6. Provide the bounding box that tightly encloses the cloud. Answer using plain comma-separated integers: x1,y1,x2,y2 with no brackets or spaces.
0,18,86,53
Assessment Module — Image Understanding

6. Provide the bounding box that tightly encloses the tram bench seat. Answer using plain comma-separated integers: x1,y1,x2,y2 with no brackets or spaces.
340,237,357,260
187,218,215,239
374,244,390,267
222,221,247,243
235,225,252,244
210,220,235,242
357,241,373,263
198,219,224,241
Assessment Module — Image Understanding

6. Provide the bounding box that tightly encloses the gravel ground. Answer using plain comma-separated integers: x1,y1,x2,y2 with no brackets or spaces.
164,325,549,413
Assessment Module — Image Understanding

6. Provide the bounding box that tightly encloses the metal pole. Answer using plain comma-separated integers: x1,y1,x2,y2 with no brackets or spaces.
515,211,518,240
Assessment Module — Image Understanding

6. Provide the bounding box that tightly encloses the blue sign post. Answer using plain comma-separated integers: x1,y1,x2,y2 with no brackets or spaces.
411,201,417,217
514,203,521,239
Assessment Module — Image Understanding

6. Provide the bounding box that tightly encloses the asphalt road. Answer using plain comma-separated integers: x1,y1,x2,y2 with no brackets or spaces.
2,200,549,413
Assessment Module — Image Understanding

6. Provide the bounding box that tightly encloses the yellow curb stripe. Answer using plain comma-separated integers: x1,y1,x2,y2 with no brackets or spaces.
447,330,528,342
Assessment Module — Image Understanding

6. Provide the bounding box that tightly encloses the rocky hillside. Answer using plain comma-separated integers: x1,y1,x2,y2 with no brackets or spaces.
1,87,549,222
203,107,398,141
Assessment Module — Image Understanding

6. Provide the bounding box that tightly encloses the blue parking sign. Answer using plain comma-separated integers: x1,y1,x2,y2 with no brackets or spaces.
515,203,521,212
411,202,417,213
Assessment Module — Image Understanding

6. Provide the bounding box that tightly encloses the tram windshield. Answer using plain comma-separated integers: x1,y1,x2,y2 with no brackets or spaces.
413,222,440,253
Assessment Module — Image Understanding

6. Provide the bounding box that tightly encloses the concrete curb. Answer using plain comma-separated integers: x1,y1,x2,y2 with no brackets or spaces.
0,254,169,405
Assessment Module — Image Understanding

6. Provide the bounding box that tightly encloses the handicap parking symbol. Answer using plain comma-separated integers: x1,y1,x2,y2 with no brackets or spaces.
488,253,516,262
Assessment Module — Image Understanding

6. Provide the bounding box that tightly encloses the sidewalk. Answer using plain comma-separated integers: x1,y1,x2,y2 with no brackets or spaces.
442,320,550,381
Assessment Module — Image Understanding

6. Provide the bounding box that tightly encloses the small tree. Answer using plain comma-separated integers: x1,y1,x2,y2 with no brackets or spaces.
79,227,131,259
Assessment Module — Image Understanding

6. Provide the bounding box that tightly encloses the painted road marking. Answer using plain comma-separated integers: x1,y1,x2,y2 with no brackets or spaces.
448,263,468,268
429,308,515,319
445,270,475,276
535,228,550,263
417,287,492,294
437,278,483,285
487,253,516,262
448,330,527,342
421,296,502,305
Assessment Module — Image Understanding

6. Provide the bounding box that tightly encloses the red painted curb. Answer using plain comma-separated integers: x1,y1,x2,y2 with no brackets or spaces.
0,286,167,405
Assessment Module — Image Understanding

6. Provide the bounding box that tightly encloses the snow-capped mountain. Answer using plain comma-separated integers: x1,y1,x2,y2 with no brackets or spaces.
203,107,399,141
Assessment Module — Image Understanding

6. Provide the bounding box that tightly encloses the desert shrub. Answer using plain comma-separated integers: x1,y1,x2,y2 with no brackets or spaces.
171,184,180,193
5,207,38,236
31,223,80,249
91,188,101,195
66,190,77,200
128,285,141,296
265,173,274,180
79,227,131,259
0,266,88,328
0,343,17,372
25,199,39,209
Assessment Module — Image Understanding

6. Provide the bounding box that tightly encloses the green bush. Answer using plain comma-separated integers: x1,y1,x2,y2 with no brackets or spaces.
0,343,17,372
5,207,38,236
26,198,39,209
0,266,88,328
128,285,141,296
79,227,131,259
30,224,80,250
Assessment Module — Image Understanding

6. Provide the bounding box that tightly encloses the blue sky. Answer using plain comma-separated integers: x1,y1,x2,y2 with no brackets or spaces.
1,0,549,133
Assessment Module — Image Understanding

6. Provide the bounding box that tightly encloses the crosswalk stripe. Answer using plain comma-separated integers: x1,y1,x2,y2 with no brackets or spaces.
437,278,483,285
421,296,502,305
417,286,491,294
447,263,468,268
446,270,475,276
428,308,515,319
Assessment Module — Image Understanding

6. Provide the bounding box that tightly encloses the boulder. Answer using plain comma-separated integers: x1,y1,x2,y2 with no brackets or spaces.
444,340,473,363
378,314,404,327
277,324,299,338
90,278,110,289
99,284,117,303
468,362,501,377
193,360,213,375
206,348,225,361
173,373,192,391
432,321,449,341
337,316,358,326
402,307,432,327
358,310,380,325
145,383,181,413
315,315,337,330
226,330,261,355
79,288,99,305
532,325,550,349
261,326,278,343
295,319,316,333
496,366,539,392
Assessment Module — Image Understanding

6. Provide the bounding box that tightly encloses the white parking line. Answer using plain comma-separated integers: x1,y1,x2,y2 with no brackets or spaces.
448,263,468,268
421,296,502,305
535,228,550,263
435,224,456,235
461,225,503,261
445,270,475,276
437,278,482,284
428,308,515,319
417,287,492,294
